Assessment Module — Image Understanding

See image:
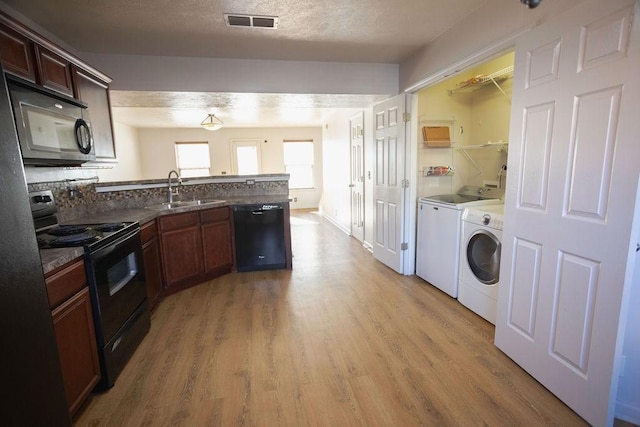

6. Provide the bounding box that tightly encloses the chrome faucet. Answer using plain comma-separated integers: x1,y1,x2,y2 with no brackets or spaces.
167,170,182,203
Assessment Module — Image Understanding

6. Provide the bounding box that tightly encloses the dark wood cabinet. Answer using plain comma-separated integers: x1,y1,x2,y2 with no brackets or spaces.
201,207,233,274
0,12,118,161
73,66,116,162
34,45,74,97
158,207,233,294
0,22,36,82
159,212,204,292
45,259,100,417
141,220,163,310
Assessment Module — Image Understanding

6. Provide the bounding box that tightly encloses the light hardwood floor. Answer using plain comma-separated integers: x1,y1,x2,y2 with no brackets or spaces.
75,210,588,426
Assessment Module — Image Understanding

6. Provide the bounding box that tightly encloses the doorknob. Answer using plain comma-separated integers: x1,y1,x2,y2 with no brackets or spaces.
348,184,355,187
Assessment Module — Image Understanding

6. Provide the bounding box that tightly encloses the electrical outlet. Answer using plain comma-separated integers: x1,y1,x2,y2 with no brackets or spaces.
246,179,255,185
294,197,298,202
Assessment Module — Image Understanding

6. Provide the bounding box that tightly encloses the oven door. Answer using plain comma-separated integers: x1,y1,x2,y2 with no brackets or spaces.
87,229,147,345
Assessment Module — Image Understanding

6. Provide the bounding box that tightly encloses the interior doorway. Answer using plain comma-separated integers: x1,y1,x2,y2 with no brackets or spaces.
349,111,365,242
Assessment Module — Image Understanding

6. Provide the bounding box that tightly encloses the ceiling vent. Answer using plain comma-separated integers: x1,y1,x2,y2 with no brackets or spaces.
224,14,279,29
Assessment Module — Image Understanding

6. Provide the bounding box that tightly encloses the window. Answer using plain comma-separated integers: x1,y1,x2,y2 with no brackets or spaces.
231,139,262,175
175,142,210,177
283,140,314,189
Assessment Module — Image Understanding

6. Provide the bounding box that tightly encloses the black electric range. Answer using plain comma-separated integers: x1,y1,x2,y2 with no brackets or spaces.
30,189,150,391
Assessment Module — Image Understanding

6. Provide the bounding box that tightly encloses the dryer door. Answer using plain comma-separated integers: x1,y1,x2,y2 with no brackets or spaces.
466,230,501,284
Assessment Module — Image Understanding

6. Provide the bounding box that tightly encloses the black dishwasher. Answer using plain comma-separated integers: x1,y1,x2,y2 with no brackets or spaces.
233,203,287,272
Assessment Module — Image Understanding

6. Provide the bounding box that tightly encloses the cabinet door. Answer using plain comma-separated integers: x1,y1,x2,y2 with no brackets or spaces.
160,225,204,289
143,237,163,310
73,67,116,162
35,45,73,96
0,23,36,82
51,287,101,416
202,220,233,273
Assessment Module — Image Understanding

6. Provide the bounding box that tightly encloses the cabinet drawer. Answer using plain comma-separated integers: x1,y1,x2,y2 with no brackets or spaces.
200,206,230,224
45,259,87,310
159,211,199,232
140,219,158,243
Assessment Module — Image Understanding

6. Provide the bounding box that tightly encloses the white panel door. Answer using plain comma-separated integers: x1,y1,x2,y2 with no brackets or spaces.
350,111,365,242
373,95,407,273
495,0,640,425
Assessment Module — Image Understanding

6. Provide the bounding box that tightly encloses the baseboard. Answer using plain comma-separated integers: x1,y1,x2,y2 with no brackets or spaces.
363,241,373,252
616,401,640,425
320,213,350,235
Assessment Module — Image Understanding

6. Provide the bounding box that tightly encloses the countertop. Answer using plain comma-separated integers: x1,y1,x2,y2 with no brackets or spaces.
40,195,291,275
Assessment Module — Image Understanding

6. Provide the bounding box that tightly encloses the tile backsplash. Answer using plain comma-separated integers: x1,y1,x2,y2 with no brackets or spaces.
27,175,289,222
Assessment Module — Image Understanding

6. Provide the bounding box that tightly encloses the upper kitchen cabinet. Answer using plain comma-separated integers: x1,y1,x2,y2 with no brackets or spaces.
0,12,117,163
0,22,36,82
73,67,117,162
35,45,74,97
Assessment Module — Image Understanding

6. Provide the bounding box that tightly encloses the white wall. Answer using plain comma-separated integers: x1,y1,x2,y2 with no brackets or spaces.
95,122,143,183
136,126,323,209
319,109,363,233
80,53,399,96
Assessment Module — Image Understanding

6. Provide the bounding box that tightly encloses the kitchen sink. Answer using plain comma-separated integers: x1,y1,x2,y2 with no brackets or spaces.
146,199,226,211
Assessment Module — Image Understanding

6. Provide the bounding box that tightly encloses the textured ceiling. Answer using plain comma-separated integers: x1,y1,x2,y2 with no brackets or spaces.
110,92,389,128
3,0,487,64
2,0,489,128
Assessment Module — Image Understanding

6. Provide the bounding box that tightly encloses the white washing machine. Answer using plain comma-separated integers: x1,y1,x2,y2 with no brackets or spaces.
416,186,503,298
458,204,504,324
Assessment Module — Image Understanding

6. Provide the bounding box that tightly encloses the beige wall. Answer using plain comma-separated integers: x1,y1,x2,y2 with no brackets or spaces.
95,122,143,183
416,52,513,197
136,126,323,209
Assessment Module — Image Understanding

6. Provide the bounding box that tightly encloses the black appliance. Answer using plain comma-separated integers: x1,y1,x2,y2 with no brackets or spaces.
233,203,287,272
8,76,95,165
1,66,71,425
30,190,150,390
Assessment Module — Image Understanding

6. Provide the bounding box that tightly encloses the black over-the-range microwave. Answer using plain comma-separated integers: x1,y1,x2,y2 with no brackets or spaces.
7,76,95,165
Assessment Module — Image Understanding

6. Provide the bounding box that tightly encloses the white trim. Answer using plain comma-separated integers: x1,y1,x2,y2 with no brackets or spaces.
321,212,350,235
615,401,640,425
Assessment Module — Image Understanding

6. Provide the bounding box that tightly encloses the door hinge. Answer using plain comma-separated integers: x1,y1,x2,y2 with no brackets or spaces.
401,243,408,251
403,112,411,122
401,179,409,188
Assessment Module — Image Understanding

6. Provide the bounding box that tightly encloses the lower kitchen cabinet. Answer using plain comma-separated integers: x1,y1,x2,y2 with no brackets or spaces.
159,211,204,292
158,206,233,294
141,220,163,310
45,259,100,417
201,206,233,274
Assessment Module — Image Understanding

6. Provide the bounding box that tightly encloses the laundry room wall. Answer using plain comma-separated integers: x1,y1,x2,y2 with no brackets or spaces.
416,52,513,198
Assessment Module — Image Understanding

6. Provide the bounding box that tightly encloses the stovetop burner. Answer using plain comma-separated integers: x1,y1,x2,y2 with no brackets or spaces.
93,222,126,232
48,225,90,236
47,231,100,247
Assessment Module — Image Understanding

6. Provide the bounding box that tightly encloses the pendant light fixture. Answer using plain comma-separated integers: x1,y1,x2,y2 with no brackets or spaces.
200,113,224,131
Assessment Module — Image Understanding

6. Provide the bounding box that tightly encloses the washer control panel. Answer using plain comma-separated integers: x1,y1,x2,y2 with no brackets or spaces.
463,204,505,230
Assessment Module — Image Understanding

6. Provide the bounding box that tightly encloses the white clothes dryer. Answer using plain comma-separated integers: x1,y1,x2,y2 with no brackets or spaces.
458,204,504,324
